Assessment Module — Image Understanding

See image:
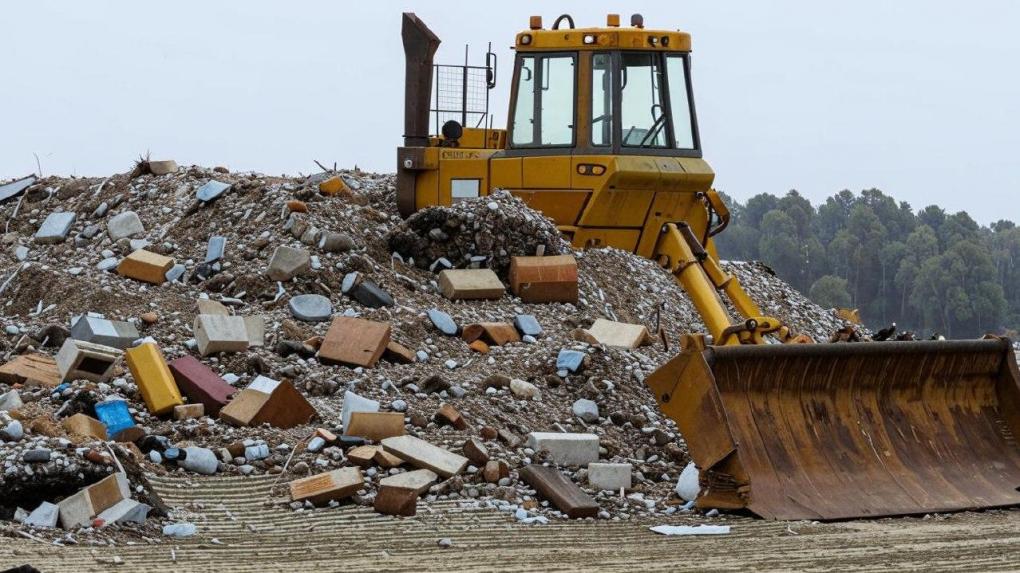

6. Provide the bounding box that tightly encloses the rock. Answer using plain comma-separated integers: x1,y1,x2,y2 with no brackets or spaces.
318,232,356,253
676,462,700,502
390,399,408,412
266,245,311,281
509,378,539,399
23,448,52,463
205,235,227,262
195,180,231,202
34,211,76,243
556,349,585,376
289,294,332,322
163,523,197,537
435,403,467,429
106,211,145,241
14,245,28,261
349,279,394,308
482,459,510,483
437,538,453,549
426,309,458,336
514,314,543,337
307,436,326,452
0,389,24,412
178,446,219,475
572,398,600,423
97,257,119,271
1,419,24,441
421,374,450,394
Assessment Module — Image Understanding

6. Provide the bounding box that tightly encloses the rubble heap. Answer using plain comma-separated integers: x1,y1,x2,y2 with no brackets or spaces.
386,189,570,275
0,164,850,539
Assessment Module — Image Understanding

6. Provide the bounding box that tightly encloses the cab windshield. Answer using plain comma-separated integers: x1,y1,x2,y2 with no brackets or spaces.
620,52,695,149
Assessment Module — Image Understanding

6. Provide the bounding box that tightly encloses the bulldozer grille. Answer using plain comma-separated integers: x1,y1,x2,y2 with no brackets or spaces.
650,339,1020,520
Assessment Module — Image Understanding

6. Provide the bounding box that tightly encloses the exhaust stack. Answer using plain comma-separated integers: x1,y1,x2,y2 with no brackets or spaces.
401,13,440,148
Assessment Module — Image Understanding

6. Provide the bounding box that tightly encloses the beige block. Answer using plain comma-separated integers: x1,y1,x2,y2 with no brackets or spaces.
381,435,468,478
437,269,505,300
346,412,405,441
585,318,652,349
289,467,363,505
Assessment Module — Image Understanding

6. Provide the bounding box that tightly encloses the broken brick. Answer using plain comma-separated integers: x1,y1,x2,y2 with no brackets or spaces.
435,403,467,430
289,467,363,505
461,322,521,346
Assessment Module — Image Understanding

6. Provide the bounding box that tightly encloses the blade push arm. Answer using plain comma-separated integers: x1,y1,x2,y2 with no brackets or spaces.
654,222,795,345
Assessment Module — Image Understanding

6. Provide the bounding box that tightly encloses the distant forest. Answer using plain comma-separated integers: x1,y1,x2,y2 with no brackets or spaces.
714,189,1019,339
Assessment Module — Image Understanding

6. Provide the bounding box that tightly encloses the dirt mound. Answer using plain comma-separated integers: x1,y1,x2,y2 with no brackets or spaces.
386,190,570,276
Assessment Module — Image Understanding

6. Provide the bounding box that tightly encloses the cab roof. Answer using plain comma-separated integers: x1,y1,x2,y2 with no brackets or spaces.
515,14,691,52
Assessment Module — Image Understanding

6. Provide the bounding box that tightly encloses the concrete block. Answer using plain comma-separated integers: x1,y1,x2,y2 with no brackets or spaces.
106,211,145,241
219,376,315,429
266,245,310,281
587,462,633,491
117,249,173,284
340,390,379,431
437,269,505,300
0,353,60,387
196,299,230,316
62,413,108,440
289,467,363,505
25,501,59,528
0,175,36,202
319,316,390,368
34,211,76,244
381,435,468,478
56,338,122,383
168,355,235,415
194,314,249,356
585,318,652,349
346,412,405,441
509,255,578,303
374,469,438,516
96,498,150,527
70,315,139,350
173,403,204,420
243,315,265,347
525,432,599,466
124,342,183,415
147,159,178,175
57,488,94,529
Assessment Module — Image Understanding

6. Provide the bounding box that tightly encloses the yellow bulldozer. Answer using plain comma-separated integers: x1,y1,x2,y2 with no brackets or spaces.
397,12,1020,520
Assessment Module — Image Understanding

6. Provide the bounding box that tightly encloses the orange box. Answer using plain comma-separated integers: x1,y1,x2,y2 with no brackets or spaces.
117,250,174,284
124,343,183,415
509,255,578,303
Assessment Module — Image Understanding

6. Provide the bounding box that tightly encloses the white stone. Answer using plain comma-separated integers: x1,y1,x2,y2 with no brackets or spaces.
572,398,599,422
24,501,59,528
34,212,75,243
587,462,632,491
525,432,599,465
510,378,539,399
675,462,700,502
107,211,145,241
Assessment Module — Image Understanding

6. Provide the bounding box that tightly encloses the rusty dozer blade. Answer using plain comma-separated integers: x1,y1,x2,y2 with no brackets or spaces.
646,338,1020,520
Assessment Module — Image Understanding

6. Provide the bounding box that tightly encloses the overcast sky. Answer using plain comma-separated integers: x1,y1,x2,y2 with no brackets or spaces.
2,1,1018,224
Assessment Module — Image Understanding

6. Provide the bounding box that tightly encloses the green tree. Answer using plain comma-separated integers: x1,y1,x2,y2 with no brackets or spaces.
809,275,852,309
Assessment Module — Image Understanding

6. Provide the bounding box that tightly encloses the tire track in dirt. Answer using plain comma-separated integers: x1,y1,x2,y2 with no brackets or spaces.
3,474,1020,572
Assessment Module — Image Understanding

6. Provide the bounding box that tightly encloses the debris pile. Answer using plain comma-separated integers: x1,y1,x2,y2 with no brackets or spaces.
0,164,850,539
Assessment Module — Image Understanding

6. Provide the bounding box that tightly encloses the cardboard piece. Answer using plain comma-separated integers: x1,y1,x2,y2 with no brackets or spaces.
0,353,60,387
319,317,391,368
219,376,315,429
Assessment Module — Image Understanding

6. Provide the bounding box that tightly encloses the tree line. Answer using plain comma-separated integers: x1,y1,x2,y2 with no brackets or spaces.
713,188,1019,339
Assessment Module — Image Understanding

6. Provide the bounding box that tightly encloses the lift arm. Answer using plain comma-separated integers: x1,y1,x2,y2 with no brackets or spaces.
653,222,796,345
